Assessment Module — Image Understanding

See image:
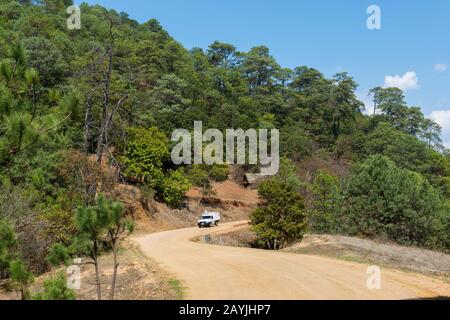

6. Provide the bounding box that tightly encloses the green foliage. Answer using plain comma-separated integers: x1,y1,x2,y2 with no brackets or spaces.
0,220,34,300
151,74,192,133
187,164,229,193
342,155,448,248
187,165,215,197
209,164,229,182
0,1,449,277
161,168,192,207
24,37,68,86
274,157,303,191
368,87,442,148
280,126,313,161
121,127,169,187
363,123,450,196
74,196,133,249
0,220,17,277
188,165,210,188
250,159,306,249
32,272,76,300
120,127,191,206
9,259,34,300
40,205,78,245
47,243,72,267
250,179,307,250
308,170,342,233
49,196,134,300
46,197,132,268
0,39,73,274
305,156,450,252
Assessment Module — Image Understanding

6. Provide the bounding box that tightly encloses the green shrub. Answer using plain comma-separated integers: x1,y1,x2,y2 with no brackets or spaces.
188,165,210,188
342,155,449,248
121,127,191,206
33,272,76,300
250,179,307,250
120,127,169,187
308,170,342,233
0,220,16,278
9,259,34,300
162,168,191,207
209,164,229,182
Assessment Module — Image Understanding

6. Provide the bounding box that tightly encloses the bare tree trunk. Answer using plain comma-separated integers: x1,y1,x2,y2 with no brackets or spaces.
92,237,102,300
94,257,102,300
110,245,119,300
96,16,114,165
31,81,38,121
20,287,27,300
84,93,94,154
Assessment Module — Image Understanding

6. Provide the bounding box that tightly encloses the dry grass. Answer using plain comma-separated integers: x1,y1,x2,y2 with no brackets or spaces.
1,241,183,300
198,227,255,248
285,234,450,278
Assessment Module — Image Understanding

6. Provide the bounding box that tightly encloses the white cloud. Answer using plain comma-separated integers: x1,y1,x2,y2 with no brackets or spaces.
429,110,450,131
356,91,373,115
434,64,448,72
429,110,450,148
384,71,419,91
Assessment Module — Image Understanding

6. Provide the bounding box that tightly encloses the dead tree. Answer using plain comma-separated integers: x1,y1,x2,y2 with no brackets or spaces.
95,15,128,165
77,14,128,204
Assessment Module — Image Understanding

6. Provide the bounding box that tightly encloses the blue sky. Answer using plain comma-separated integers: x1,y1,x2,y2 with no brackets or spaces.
77,0,450,145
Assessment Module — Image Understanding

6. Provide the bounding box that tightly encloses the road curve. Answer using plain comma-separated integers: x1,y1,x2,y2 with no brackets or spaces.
133,221,450,300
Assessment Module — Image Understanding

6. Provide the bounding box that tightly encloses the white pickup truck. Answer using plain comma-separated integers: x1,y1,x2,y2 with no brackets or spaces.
197,211,221,228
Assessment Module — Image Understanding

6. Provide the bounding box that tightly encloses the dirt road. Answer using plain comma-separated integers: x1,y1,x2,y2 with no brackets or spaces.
133,221,450,300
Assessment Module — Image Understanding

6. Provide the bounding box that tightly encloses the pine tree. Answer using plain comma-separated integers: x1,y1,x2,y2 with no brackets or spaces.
32,272,76,300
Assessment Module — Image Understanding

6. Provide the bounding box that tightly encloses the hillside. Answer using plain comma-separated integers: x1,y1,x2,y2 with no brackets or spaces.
0,0,449,300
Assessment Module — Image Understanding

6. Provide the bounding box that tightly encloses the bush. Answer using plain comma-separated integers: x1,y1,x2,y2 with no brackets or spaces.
363,123,450,196
121,127,191,206
308,170,342,233
9,259,34,300
342,155,449,248
161,168,191,207
250,179,307,250
23,36,69,87
209,164,229,182
280,126,313,161
32,272,76,300
48,196,134,300
0,220,16,279
187,164,228,197
188,165,210,188
120,127,169,187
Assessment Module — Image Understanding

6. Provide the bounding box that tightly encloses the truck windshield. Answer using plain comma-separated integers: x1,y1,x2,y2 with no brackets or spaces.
202,216,213,220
